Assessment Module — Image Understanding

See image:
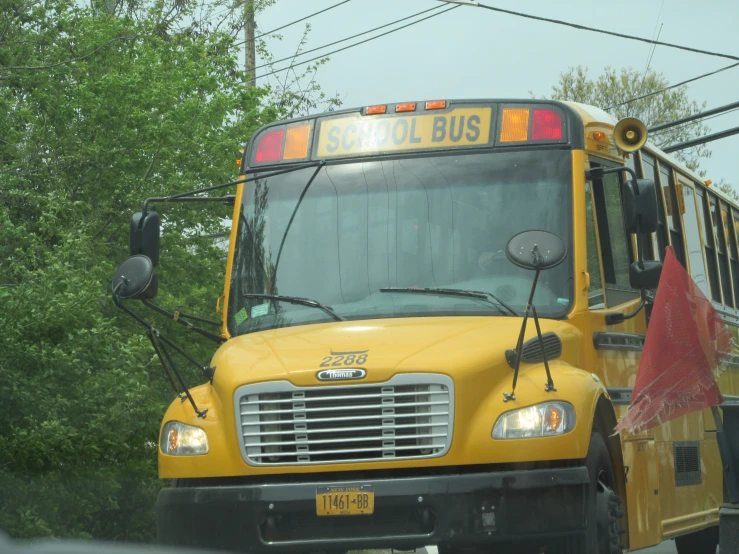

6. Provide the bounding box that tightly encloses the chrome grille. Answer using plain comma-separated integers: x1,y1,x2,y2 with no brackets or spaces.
234,374,453,466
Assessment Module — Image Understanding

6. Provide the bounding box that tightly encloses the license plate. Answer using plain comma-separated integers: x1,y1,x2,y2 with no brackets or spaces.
315,485,374,516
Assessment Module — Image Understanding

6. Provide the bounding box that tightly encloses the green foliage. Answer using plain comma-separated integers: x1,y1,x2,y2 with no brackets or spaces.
536,65,711,174
0,0,334,542
717,179,739,202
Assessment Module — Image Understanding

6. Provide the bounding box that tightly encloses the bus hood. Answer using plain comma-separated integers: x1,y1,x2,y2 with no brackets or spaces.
210,316,584,394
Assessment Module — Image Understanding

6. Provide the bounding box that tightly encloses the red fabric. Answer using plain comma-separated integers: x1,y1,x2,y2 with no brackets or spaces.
615,246,732,434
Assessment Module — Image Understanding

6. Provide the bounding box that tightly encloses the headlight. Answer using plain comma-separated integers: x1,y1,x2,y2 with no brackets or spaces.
492,402,576,439
160,421,209,455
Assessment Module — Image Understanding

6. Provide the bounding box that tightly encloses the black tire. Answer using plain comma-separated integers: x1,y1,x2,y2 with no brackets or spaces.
675,526,718,554
554,432,625,554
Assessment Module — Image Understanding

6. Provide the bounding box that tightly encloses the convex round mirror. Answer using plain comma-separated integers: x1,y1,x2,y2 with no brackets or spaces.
112,255,158,299
505,230,567,270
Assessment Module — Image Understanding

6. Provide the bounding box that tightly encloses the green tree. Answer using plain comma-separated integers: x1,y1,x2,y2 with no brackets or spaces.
0,0,334,542
717,179,739,202
537,65,711,174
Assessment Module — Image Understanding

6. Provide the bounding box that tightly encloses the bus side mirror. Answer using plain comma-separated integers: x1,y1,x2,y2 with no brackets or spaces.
130,211,161,266
112,255,159,300
623,179,658,235
630,260,662,290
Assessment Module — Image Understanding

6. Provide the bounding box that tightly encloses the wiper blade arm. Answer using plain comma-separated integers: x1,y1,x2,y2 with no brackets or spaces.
379,287,517,316
243,294,346,322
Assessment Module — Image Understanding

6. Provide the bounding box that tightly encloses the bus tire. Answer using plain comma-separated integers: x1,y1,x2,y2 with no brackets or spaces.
562,432,624,554
675,525,718,554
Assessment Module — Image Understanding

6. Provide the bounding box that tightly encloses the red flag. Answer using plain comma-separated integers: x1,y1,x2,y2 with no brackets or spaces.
615,246,733,435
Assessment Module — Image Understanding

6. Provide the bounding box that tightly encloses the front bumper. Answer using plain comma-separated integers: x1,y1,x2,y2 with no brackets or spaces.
157,466,589,552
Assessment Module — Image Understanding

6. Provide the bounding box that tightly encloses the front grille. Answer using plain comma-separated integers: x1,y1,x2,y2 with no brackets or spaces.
235,373,454,466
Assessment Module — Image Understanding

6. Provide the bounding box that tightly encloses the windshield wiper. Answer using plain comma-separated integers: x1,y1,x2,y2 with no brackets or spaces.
379,287,517,316
243,293,346,322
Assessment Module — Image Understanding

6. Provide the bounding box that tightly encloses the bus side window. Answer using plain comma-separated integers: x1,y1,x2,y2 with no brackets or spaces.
699,189,723,303
680,182,712,299
710,196,734,307
628,153,655,259
639,152,668,260
590,165,640,307
719,202,736,308
660,163,687,266
731,208,739,304
585,182,604,308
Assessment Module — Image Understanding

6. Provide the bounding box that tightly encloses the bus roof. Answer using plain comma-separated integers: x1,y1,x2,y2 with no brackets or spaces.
241,98,720,198
241,99,585,170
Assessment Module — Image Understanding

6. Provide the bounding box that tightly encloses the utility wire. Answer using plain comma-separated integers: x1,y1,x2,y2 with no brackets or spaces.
469,2,739,62
701,106,739,123
606,62,739,110
237,4,444,61
649,101,739,133
248,0,353,43
255,4,459,79
642,23,662,80
642,0,665,79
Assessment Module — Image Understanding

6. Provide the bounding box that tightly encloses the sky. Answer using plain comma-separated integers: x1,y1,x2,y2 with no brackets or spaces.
250,0,738,189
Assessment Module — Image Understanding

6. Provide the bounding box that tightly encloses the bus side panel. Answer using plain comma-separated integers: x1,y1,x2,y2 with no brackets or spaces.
622,438,661,550
652,397,721,538
656,425,720,539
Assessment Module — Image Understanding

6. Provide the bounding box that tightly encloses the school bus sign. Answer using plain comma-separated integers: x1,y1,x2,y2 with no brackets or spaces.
316,107,493,157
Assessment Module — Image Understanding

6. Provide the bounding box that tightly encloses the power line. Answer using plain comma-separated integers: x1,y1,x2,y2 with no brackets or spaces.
249,0,353,43
642,0,665,79
702,106,739,123
255,4,459,80
606,62,739,109
642,23,662,81
649,101,739,132
236,4,444,63
663,125,739,153
467,2,739,62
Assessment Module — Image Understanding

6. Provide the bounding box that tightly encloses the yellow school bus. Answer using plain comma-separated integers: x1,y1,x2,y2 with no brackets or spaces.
119,98,739,553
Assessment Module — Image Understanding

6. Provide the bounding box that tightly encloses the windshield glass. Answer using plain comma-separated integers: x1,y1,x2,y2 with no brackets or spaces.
228,149,573,334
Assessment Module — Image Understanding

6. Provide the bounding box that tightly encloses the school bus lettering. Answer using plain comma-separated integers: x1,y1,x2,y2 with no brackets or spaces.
316,107,492,157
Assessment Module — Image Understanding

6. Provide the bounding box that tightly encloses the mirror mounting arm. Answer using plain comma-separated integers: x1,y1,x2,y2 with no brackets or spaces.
504,267,557,402
586,165,638,184
112,286,209,418
139,162,324,218
605,300,645,326
141,299,225,344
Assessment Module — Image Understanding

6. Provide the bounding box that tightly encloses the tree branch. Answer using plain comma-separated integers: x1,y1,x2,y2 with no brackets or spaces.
0,35,138,73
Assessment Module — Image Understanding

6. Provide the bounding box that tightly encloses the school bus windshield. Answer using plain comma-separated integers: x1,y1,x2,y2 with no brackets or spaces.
228,149,572,334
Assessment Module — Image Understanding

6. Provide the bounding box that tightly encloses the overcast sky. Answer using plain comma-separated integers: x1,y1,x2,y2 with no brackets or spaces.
252,0,738,188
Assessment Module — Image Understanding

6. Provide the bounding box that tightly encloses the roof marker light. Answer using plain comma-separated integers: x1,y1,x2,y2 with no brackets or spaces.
396,102,417,112
425,100,447,110
366,105,387,115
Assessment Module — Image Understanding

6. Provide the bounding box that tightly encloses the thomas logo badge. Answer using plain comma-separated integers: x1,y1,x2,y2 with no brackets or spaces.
317,369,367,381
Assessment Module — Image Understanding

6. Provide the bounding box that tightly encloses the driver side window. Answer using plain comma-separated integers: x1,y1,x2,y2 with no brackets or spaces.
586,182,604,308
590,162,640,308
